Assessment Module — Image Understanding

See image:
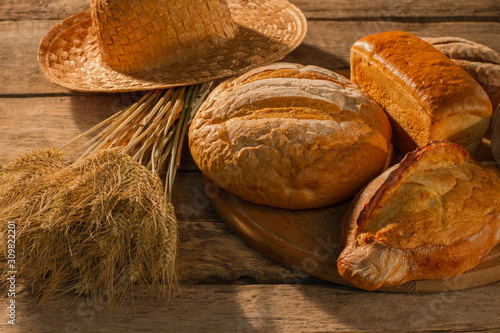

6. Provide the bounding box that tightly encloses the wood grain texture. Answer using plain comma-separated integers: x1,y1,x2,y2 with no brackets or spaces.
172,172,224,222
1,19,499,95
177,221,307,284
1,283,499,332
0,95,129,163
0,0,88,20
0,19,72,95
1,0,499,20
292,0,500,20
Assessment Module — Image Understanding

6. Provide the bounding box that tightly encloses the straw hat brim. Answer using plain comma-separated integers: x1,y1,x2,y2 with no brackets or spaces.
38,0,307,92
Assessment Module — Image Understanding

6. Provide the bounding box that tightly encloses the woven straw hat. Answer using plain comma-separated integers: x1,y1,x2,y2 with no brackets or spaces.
38,0,307,92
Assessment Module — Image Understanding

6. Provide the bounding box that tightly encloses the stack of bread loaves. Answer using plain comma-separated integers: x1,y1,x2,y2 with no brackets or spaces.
350,31,493,155
339,31,500,290
189,31,500,290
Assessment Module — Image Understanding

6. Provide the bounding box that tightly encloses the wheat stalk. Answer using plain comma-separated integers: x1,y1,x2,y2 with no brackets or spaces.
60,83,213,198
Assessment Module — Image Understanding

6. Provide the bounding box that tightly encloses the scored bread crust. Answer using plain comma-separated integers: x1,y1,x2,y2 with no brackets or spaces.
350,31,492,155
189,63,392,209
337,141,500,291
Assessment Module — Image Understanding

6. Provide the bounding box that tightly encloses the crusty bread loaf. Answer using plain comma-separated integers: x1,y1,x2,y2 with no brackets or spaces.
350,31,493,155
424,36,500,110
189,63,393,209
337,141,500,291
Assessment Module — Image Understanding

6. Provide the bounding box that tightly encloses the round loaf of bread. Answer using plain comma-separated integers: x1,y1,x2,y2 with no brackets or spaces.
188,63,393,209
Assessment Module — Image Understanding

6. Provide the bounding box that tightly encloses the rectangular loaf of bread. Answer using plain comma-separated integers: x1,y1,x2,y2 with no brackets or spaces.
350,31,492,154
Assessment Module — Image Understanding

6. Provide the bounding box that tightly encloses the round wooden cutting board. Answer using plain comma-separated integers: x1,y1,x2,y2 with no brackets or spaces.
203,176,500,293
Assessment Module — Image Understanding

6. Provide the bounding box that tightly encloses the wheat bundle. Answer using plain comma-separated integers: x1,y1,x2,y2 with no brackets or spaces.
0,148,177,308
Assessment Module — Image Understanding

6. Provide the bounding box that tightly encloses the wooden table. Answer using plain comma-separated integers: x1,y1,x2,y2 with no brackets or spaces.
1,1,500,332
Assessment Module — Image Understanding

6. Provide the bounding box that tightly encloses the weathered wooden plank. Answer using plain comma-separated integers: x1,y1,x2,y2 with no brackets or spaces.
292,0,500,20
1,283,499,332
1,0,499,21
177,221,306,284
0,95,128,163
1,19,500,95
0,0,87,20
0,19,72,95
172,173,224,222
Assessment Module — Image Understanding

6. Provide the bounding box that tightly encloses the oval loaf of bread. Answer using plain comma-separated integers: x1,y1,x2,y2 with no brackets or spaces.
350,31,493,155
189,63,392,209
337,141,500,290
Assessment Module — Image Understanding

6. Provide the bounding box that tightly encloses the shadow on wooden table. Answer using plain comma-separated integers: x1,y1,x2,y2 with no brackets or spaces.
295,281,500,332
12,286,268,333
0,92,130,165
68,92,143,132
283,42,350,72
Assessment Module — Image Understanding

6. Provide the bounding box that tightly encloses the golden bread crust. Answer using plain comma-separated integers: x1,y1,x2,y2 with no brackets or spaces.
424,36,500,109
337,141,500,290
189,63,392,209
351,31,492,154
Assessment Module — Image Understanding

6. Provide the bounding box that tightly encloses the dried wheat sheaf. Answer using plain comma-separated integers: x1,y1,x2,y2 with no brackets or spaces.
0,148,178,309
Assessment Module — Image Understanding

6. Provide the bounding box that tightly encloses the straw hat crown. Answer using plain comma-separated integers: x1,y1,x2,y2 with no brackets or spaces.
91,0,237,73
